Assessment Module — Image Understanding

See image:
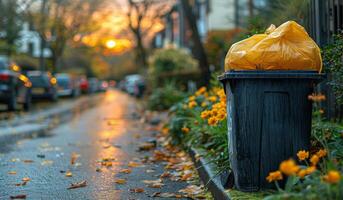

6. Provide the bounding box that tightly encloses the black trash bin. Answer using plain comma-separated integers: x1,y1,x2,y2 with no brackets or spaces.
218,70,324,192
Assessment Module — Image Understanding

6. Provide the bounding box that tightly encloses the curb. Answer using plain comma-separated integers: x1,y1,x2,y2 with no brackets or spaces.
0,123,49,142
0,94,103,143
189,148,231,200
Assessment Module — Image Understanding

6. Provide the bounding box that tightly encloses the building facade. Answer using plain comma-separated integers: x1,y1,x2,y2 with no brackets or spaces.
16,22,51,58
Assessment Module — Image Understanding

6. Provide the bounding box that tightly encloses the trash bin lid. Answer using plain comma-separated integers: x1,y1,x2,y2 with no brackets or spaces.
218,70,325,81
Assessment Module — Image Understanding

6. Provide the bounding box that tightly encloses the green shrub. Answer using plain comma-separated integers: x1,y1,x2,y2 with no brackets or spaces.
148,48,198,88
147,82,187,111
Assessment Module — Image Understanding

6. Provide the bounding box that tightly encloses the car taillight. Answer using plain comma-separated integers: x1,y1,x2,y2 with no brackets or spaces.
0,73,10,81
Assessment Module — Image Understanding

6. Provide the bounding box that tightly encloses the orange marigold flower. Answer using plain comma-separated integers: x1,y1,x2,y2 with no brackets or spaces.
266,171,283,183
188,101,197,109
297,169,307,179
189,96,196,101
305,166,316,174
201,110,211,119
181,127,190,134
323,170,341,184
216,111,226,121
297,150,309,161
279,159,300,176
310,155,320,166
195,87,207,96
208,117,218,126
208,96,217,102
316,149,327,158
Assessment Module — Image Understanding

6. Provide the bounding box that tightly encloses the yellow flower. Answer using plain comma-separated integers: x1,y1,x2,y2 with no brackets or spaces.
208,117,218,126
162,127,169,135
297,150,309,161
305,166,316,174
188,101,197,109
181,127,190,134
297,169,307,179
216,111,226,121
297,166,316,179
208,96,217,102
310,155,319,166
266,171,283,183
195,87,207,96
279,159,300,176
323,170,341,184
189,96,196,101
201,110,211,119
316,149,327,158
201,102,207,107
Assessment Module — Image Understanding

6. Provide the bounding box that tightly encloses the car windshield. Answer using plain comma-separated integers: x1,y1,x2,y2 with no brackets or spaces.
29,75,50,87
57,77,70,87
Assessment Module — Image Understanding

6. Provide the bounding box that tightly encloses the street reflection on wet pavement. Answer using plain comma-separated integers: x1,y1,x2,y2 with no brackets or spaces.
0,90,191,200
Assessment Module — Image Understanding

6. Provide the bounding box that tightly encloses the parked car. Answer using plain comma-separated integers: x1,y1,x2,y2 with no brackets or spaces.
124,74,145,98
56,73,80,97
27,71,58,101
0,55,32,111
88,77,99,93
79,77,89,94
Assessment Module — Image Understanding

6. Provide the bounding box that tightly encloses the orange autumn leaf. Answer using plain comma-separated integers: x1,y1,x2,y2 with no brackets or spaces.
128,161,141,167
119,169,132,174
114,179,127,184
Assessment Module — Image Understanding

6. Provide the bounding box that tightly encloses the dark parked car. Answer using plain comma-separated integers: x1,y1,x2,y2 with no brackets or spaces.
56,73,80,97
27,71,58,101
0,56,32,111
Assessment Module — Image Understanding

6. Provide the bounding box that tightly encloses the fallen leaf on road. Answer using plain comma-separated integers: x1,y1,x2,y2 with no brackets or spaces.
101,161,113,167
119,169,132,174
138,142,156,151
67,180,87,189
8,171,17,175
102,143,112,149
11,158,20,162
41,160,53,166
23,160,34,163
22,177,31,182
160,172,171,178
10,194,26,199
70,152,80,165
37,154,45,159
179,185,203,195
143,179,164,188
128,161,141,168
96,168,102,172
129,188,145,193
151,192,181,198
65,171,73,177
114,179,127,184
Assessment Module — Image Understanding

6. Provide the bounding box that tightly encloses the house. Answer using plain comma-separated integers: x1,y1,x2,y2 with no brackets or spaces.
152,0,236,49
16,22,51,58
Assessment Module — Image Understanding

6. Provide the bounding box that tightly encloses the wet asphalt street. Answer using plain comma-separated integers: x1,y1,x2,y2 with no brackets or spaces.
0,90,191,200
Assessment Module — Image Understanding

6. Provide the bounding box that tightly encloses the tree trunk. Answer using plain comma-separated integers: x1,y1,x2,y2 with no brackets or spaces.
39,0,47,71
180,0,210,85
135,30,148,68
248,0,254,17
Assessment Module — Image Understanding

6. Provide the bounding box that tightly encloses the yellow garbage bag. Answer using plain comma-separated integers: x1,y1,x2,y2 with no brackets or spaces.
225,21,322,72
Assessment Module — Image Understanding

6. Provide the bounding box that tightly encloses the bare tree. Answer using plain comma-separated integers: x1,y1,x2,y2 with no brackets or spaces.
26,0,107,72
125,0,170,68
180,0,210,85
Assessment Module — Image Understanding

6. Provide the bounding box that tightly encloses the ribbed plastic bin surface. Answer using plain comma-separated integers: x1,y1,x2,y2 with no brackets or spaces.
219,70,324,191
